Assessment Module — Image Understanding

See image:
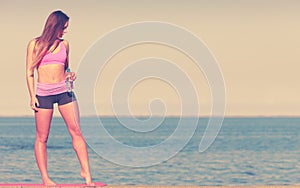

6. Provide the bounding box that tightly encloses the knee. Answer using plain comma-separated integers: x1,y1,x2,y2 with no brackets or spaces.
70,126,83,137
36,134,49,143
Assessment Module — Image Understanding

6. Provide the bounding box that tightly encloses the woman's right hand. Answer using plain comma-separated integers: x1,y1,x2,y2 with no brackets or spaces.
30,96,39,111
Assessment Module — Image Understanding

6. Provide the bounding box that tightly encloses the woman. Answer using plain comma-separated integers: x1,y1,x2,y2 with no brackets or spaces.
26,10,94,186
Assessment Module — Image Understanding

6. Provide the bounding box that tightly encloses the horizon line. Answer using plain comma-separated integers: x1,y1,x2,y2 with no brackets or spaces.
1,114,300,118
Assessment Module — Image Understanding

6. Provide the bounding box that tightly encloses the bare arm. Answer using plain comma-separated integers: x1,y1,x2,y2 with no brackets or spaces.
63,40,69,70
63,40,76,80
26,39,39,110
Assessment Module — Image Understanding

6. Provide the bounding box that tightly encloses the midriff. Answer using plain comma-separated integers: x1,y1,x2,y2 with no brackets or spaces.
37,64,66,84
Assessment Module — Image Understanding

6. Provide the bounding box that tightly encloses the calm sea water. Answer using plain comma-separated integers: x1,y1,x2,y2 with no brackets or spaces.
1,117,300,186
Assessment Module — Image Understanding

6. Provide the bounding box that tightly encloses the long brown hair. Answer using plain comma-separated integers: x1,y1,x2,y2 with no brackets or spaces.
32,10,69,68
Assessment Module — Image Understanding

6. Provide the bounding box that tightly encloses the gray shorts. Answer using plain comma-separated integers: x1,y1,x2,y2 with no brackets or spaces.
36,92,76,109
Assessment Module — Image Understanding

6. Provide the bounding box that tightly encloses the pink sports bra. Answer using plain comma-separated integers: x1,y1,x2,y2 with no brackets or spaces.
39,41,67,66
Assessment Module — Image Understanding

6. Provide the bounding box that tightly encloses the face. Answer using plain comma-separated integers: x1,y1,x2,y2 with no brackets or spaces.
59,21,69,38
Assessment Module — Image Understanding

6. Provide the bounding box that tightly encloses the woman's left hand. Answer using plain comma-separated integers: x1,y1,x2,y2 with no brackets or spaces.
70,72,77,81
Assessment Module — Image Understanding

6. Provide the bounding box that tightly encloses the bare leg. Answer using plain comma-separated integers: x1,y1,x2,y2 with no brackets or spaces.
34,109,56,186
58,101,94,185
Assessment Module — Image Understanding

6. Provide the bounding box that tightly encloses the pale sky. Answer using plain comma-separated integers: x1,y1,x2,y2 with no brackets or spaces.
0,0,299,117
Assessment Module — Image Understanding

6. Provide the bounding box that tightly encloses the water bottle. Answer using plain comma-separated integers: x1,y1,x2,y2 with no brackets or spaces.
66,68,72,93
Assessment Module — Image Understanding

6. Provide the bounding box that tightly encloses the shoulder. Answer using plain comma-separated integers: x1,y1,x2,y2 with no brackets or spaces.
27,38,37,48
61,39,69,53
27,38,38,52
61,39,69,48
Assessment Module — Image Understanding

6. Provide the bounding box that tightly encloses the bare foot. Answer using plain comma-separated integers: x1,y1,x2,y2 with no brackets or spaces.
80,171,94,186
42,177,56,186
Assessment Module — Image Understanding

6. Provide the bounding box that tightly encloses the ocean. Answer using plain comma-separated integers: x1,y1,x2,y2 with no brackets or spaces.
0,117,300,186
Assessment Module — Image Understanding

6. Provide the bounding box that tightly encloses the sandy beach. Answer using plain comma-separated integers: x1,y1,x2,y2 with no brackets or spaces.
1,185,300,188
106,186,300,188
